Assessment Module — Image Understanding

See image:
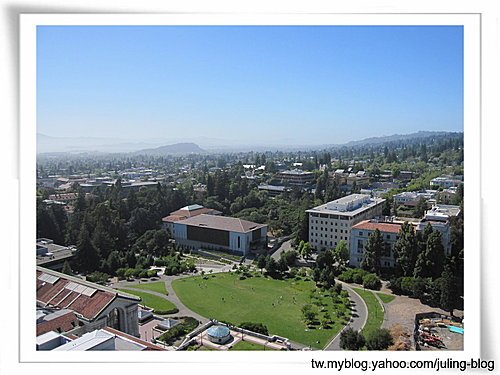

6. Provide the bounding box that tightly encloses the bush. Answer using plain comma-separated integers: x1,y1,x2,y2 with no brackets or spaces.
86,271,110,284
239,322,269,335
365,328,394,350
338,268,368,284
158,317,199,345
153,307,179,315
362,273,382,290
339,327,365,350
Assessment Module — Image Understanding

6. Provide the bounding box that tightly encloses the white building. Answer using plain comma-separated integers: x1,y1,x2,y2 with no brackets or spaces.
306,194,385,251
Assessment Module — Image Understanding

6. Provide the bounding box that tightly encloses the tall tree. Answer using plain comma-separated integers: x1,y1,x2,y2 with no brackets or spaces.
361,229,385,274
414,231,444,279
394,222,418,277
440,263,460,316
75,220,100,274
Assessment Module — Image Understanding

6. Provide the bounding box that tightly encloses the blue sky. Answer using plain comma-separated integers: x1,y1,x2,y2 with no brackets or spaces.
37,25,463,145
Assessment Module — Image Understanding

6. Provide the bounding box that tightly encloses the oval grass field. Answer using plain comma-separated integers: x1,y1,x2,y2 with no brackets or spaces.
172,272,351,349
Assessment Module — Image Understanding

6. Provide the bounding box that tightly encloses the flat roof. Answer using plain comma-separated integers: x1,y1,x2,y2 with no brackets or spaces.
306,194,385,217
176,214,267,233
352,220,402,234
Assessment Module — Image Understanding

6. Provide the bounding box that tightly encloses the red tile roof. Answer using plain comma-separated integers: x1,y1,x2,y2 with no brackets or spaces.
36,268,139,321
352,220,402,234
36,310,79,336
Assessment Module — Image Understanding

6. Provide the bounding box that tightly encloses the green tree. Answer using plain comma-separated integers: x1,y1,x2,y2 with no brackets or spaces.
75,220,101,274
256,254,267,272
414,231,444,279
339,327,365,351
301,304,317,325
332,240,350,270
440,263,459,316
394,222,418,277
361,229,385,274
365,328,393,350
61,260,72,275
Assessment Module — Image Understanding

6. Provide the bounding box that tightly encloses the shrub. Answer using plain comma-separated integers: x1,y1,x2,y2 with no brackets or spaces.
362,273,382,290
153,308,179,315
339,327,365,351
86,271,110,284
239,322,269,335
365,328,394,350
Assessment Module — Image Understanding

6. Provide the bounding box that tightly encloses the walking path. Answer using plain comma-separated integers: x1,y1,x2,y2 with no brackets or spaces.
324,281,368,350
113,275,210,324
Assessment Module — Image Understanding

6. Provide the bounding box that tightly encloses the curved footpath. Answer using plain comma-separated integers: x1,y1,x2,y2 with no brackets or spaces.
113,274,210,324
324,281,368,350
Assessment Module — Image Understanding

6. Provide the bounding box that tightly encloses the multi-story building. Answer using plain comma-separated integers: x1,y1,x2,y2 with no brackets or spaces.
350,219,402,268
172,214,267,255
275,169,315,186
306,194,385,251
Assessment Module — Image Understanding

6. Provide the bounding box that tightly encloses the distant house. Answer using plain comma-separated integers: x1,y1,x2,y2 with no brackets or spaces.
171,214,267,255
36,267,141,337
275,169,314,186
430,176,463,189
329,169,370,188
257,184,290,197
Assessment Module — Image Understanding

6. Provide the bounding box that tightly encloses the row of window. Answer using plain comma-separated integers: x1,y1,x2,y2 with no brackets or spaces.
312,227,346,233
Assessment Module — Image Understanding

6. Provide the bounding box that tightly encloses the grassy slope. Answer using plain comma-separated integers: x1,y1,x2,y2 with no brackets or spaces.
376,292,395,304
172,272,350,349
117,288,176,312
352,287,384,336
123,281,168,295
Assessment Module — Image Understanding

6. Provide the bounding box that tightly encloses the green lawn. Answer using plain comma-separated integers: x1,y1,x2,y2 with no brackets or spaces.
231,340,271,351
376,293,395,304
117,288,177,314
352,287,384,336
172,272,351,349
123,281,168,295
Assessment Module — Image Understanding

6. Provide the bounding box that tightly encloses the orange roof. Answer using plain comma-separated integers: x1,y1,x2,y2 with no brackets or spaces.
352,220,402,234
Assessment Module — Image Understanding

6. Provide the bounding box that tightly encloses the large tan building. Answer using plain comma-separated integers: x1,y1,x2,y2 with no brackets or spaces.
306,194,385,251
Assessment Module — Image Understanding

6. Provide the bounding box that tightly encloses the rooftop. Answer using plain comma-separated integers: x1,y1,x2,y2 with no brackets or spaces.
177,214,267,233
352,219,402,234
36,267,140,321
306,194,385,216
207,325,231,338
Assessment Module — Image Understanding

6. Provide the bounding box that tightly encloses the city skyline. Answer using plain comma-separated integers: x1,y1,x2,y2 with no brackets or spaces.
37,25,463,145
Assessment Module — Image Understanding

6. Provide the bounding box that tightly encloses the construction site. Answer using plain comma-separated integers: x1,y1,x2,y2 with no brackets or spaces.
414,312,464,350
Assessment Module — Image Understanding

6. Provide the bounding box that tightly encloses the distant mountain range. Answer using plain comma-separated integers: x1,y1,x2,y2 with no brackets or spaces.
132,142,206,155
36,130,462,155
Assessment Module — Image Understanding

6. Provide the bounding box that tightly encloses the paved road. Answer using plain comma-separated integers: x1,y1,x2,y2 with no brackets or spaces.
324,281,368,350
271,239,293,260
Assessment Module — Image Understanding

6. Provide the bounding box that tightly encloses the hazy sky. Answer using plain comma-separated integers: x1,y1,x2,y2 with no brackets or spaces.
37,25,463,145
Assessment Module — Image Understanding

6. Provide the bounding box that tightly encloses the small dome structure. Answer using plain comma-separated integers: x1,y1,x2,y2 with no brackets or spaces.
206,325,231,344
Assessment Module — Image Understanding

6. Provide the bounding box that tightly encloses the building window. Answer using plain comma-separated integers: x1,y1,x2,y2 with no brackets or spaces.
359,231,363,235
237,236,240,248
